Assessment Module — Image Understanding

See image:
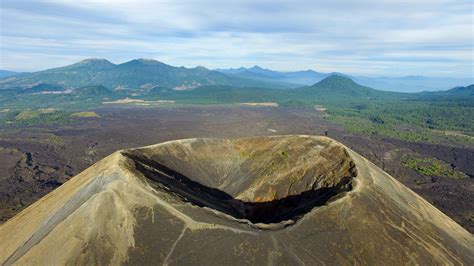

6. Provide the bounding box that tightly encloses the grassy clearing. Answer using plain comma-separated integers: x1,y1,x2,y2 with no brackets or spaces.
1,109,72,126
15,108,57,120
403,156,468,179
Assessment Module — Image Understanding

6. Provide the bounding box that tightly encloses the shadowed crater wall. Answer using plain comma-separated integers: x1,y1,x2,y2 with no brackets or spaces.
123,136,357,225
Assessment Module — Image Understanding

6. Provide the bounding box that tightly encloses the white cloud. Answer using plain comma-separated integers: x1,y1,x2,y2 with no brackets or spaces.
0,0,472,77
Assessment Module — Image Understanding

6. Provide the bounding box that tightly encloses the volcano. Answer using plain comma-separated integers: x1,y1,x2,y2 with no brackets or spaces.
0,136,472,265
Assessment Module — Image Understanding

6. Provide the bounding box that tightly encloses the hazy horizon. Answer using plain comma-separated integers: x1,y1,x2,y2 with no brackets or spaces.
2,57,473,80
1,0,473,78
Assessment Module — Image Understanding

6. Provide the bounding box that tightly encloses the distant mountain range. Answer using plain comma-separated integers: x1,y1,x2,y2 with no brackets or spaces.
215,66,474,92
0,59,292,91
0,59,472,93
0,70,21,78
215,66,326,87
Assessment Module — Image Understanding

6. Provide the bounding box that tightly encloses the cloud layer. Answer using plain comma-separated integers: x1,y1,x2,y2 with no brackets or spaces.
1,0,472,77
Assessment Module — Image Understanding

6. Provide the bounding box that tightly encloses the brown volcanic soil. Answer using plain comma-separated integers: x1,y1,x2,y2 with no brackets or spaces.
0,106,473,232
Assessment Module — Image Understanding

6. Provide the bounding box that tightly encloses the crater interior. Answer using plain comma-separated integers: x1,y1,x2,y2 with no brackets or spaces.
123,136,357,224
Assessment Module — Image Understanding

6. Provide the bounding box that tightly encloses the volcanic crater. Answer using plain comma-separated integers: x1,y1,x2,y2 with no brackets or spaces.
1,135,472,265
123,137,357,225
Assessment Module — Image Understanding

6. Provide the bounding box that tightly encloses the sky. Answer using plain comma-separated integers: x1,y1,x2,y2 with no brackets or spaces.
0,0,473,77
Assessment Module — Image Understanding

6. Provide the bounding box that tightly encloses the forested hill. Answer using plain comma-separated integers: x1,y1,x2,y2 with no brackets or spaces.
0,58,294,90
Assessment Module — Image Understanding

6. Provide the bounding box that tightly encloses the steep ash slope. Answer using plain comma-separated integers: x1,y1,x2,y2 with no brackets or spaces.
0,136,472,265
